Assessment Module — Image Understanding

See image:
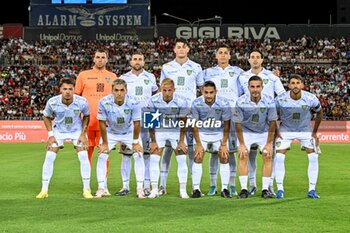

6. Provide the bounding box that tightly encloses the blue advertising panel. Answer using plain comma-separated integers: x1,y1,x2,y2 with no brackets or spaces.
30,4,149,27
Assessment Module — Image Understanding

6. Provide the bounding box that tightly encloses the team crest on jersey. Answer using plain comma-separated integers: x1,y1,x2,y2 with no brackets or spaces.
229,72,234,77
263,79,269,85
187,70,193,75
302,105,308,110
144,79,150,85
124,109,130,114
105,77,110,83
276,141,281,147
171,107,178,112
73,109,80,115
215,109,222,114
260,107,266,113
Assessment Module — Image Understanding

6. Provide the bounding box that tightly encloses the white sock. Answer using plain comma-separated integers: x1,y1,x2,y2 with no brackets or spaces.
78,151,91,191
308,153,319,191
187,144,195,175
176,155,188,192
239,176,248,190
41,151,57,192
262,177,270,190
209,153,218,187
275,153,285,191
150,154,160,191
121,155,131,190
97,153,108,190
229,152,236,186
192,162,202,190
133,153,145,190
143,153,151,189
248,149,257,187
220,163,230,191
160,146,172,189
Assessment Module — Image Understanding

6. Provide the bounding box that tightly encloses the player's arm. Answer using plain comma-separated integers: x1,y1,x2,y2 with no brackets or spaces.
149,127,158,154
193,124,204,162
133,120,143,155
235,123,248,159
98,120,108,153
264,120,277,157
178,116,188,154
78,115,89,149
43,115,57,148
220,120,230,161
312,108,323,145
263,99,278,156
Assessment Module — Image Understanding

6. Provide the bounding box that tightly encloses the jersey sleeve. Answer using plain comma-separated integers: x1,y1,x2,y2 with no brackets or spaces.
221,101,231,121
196,66,204,87
310,95,322,112
97,100,107,121
150,74,158,92
191,101,199,120
75,72,84,95
132,102,141,121
233,101,243,123
81,99,90,116
267,99,278,122
274,77,286,96
43,100,53,118
179,99,190,117
160,66,166,83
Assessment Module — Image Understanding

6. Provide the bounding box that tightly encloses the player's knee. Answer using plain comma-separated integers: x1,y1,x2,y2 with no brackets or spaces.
219,155,229,164
194,156,203,163
262,154,272,162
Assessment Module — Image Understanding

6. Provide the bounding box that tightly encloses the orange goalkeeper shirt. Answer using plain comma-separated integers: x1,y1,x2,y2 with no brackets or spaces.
75,67,117,131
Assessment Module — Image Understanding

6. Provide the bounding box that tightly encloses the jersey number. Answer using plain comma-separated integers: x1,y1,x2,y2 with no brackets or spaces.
177,77,185,86
135,86,143,95
221,79,228,88
65,117,73,124
251,114,259,122
117,117,125,124
96,83,105,92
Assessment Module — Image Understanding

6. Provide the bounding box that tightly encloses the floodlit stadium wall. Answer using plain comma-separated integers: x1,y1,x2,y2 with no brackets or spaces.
0,121,349,143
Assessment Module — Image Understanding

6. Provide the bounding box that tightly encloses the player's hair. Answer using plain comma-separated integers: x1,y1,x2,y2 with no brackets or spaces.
288,74,304,83
174,38,189,47
248,75,263,85
59,77,75,87
131,51,144,58
203,80,216,90
161,78,175,87
112,79,127,89
249,50,263,58
216,44,231,53
94,49,108,58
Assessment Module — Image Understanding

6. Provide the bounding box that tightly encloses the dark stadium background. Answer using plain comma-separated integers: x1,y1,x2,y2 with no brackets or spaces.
0,0,338,25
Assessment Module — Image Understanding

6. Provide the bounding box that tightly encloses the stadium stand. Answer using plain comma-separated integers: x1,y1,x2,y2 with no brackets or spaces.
0,36,349,120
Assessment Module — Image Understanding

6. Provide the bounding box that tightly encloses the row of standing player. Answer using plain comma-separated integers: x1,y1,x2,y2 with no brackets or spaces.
36,38,322,199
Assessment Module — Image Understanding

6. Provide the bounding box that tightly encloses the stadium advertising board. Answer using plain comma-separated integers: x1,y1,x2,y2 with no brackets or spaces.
0,121,349,143
24,27,153,41
30,4,149,27
157,24,350,40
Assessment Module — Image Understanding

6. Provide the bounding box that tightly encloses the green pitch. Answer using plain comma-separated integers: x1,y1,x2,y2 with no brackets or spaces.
1,143,349,232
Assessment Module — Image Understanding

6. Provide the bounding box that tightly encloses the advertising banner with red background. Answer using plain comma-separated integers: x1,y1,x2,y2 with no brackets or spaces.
0,120,349,143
